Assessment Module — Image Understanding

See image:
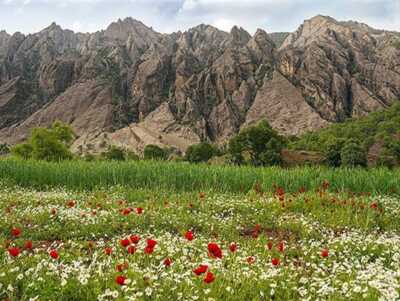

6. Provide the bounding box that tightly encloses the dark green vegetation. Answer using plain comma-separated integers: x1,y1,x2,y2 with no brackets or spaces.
291,103,400,167
0,159,399,195
228,120,285,166
185,143,220,163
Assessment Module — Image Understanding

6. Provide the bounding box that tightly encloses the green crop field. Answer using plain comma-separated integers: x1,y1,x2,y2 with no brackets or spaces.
0,159,399,300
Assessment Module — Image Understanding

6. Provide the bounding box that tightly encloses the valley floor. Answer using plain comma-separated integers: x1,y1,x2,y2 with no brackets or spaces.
0,184,399,300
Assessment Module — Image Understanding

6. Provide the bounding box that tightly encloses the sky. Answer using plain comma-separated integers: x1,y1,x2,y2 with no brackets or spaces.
0,0,399,35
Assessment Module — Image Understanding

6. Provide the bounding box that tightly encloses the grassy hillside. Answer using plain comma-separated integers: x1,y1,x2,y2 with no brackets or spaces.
290,103,400,156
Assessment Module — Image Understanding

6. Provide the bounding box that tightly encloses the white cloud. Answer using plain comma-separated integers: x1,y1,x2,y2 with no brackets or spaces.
0,0,399,34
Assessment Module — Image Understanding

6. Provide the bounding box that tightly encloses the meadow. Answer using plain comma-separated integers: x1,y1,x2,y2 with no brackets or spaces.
0,159,400,300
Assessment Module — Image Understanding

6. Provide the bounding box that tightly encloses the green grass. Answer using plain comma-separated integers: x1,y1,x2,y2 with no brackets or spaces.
0,186,399,300
0,158,399,195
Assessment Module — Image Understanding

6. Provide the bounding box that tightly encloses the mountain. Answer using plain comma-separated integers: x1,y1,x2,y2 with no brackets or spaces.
0,15,399,155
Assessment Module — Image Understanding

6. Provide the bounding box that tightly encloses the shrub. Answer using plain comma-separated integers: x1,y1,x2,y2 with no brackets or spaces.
340,140,367,167
125,150,140,161
0,143,10,155
11,143,33,159
144,145,168,161
102,146,126,161
185,143,218,163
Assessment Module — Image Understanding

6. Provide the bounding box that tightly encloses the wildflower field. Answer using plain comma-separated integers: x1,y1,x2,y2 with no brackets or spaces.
0,160,400,300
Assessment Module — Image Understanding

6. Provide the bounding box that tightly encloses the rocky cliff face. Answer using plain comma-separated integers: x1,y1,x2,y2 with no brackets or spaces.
0,15,399,154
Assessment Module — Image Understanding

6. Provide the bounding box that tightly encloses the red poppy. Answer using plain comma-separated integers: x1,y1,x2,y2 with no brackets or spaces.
8,247,20,257
370,202,378,209
104,247,113,255
120,238,130,247
146,239,157,249
49,249,59,260
277,241,285,253
115,275,126,286
199,192,206,199
67,200,75,208
121,208,132,216
24,240,33,250
163,258,173,267
127,246,136,254
11,228,21,237
321,249,329,258
247,256,255,264
51,208,57,215
130,235,140,244
266,242,273,250
208,243,222,259
204,271,215,284
144,246,155,254
229,242,237,253
185,231,194,241
193,264,208,275
271,258,280,266
135,207,143,215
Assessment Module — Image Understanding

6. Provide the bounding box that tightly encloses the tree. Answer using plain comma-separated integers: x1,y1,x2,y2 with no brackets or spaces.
11,121,74,161
144,145,168,161
340,140,367,167
185,143,218,163
228,120,286,166
324,138,346,167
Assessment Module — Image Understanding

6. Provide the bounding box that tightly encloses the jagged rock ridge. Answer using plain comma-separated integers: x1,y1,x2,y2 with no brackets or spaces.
0,15,399,154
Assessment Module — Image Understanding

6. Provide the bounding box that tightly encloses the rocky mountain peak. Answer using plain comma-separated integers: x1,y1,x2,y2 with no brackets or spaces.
0,16,399,155
229,26,251,46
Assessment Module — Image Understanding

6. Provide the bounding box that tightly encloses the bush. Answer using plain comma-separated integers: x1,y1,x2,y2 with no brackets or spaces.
125,150,140,161
11,121,75,161
185,143,218,163
340,140,367,167
102,146,126,161
228,120,286,166
144,145,168,161
11,143,33,159
0,143,10,155
324,138,346,167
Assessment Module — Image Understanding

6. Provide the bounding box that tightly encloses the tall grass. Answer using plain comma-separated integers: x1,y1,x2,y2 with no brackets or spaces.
0,158,399,195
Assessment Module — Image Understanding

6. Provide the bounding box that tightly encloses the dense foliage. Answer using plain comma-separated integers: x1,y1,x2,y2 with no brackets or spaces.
0,143,10,155
228,120,286,166
11,121,75,162
291,103,400,167
185,142,219,163
144,145,168,161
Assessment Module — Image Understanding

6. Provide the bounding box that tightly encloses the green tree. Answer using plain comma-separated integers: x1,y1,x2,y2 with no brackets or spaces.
341,140,367,167
228,120,285,166
324,138,346,167
144,145,168,161
11,121,74,161
185,142,218,163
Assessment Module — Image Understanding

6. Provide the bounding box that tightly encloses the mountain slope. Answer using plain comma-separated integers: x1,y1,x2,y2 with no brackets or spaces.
0,15,399,154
